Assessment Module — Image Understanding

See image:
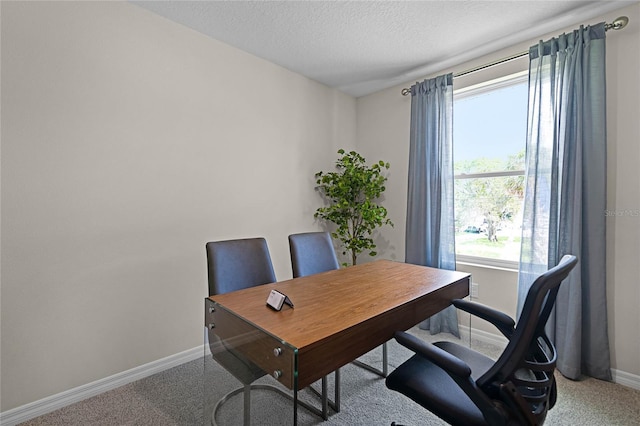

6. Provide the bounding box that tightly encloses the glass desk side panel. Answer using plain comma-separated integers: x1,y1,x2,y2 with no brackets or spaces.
205,298,297,389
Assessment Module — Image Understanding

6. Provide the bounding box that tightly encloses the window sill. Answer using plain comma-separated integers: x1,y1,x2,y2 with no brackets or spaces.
456,256,519,272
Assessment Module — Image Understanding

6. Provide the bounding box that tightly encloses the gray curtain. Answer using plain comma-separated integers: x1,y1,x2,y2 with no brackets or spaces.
518,23,611,380
406,74,459,337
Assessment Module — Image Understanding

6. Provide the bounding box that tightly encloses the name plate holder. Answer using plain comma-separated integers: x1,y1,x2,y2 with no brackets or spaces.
266,289,294,311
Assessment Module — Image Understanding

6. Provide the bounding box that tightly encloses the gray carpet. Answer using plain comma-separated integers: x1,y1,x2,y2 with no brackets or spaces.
20,327,640,425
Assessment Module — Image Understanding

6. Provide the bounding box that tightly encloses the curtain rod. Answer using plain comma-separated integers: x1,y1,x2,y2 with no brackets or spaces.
401,16,629,96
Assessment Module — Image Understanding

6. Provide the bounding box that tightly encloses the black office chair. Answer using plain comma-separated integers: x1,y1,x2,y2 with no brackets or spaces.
288,232,389,413
386,255,578,426
206,238,287,426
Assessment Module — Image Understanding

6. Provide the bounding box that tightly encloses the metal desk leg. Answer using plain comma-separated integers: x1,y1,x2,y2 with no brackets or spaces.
293,387,298,425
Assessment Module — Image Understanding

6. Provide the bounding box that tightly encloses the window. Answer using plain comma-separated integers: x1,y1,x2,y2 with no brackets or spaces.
453,72,528,268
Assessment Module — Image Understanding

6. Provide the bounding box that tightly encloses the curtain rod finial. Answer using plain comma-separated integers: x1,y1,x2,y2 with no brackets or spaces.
607,16,629,31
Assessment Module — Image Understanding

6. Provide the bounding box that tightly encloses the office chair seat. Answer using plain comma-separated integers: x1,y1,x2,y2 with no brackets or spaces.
386,255,578,426
386,340,496,426
387,353,486,425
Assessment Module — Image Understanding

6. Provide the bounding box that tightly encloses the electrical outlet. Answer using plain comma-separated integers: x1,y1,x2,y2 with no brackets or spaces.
471,282,479,299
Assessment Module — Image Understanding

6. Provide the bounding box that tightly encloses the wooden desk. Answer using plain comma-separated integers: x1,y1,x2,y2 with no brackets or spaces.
205,259,470,423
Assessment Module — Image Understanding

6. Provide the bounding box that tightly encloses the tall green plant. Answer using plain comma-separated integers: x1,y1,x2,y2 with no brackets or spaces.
314,149,393,266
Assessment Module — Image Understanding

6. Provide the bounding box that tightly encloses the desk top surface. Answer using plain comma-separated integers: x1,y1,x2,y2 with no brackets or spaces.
208,260,470,350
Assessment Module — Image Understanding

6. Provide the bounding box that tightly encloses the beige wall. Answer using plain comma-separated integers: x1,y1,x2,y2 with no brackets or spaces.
605,2,640,383
0,1,356,410
1,0,638,415
456,264,519,339
357,3,640,378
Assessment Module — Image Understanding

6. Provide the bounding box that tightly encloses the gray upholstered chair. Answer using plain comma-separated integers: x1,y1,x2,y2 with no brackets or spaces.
205,238,285,425
207,237,276,296
288,232,340,412
288,231,389,413
289,231,341,278
206,237,332,424
386,255,578,426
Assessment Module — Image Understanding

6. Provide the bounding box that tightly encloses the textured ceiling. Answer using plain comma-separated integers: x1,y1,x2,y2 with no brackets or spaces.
132,1,634,97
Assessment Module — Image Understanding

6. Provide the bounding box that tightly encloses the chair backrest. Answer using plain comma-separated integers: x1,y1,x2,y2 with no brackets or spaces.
206,238,277,296
478,254,578,425
288,232,340,278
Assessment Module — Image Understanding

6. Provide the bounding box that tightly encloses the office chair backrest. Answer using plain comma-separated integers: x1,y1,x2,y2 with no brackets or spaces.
206,238,277,296
478,254,578,424
288,232,340,278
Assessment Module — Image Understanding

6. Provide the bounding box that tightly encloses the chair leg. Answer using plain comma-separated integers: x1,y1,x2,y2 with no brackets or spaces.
308,373,338,417
212,382,334,425
383,342,388,376
293,386,298,425
321,375,328,418
352,342,389,377
334,368,341,412
243,384,251,426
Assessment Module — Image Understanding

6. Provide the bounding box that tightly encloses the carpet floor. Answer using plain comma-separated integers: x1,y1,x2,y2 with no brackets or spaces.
19,326,640,425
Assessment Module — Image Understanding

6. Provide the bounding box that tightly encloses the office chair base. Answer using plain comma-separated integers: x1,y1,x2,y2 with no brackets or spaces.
352,342,389,377
211,382,335,426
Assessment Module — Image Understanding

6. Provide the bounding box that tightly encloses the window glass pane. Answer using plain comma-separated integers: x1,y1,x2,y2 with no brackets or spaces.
455,176,524,262
454,83,527,174
453,76,527,263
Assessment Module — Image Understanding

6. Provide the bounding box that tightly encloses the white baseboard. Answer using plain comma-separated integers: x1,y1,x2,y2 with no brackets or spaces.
611,369,640,390
0,345,204,426
459,325,640,390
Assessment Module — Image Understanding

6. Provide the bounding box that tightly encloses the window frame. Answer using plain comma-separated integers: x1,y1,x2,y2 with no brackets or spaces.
453,70,528,270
